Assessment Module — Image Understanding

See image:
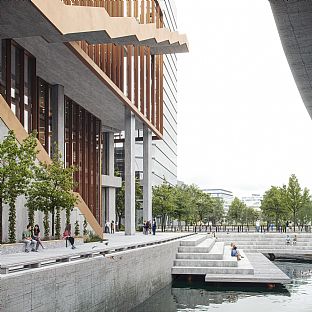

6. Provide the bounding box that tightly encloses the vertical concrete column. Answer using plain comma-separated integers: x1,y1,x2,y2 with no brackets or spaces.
125,110,136,235
108,132,116,231
143,124,152,222
51,84,65,162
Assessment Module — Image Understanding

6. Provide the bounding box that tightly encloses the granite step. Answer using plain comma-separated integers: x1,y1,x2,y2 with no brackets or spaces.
176,242,224,260
178,238,215,253
174,259,238,267
171,266,254,275
179,234,207,246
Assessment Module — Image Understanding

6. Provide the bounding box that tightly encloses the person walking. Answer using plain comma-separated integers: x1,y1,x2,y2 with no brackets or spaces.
22,224,38,252
152,219,157,235
111,220,115,234
32,224,44,249
63,224,76,249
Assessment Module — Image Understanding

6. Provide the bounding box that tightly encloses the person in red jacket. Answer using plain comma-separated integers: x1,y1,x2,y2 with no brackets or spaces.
63,224,76,249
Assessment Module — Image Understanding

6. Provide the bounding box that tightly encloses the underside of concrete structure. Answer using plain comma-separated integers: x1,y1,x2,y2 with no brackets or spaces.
0,0,188,55
270,0,312,119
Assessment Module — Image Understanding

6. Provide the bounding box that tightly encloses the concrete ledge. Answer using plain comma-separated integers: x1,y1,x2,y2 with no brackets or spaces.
102,174,122,188
0,238,84,255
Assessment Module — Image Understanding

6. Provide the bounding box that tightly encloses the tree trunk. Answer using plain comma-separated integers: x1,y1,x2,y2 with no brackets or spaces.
293,211,296,232
8,201,16,243
51,208,55,237
0,197,2,243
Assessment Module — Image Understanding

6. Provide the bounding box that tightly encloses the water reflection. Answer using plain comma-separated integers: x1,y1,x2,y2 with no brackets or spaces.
134,261,312,312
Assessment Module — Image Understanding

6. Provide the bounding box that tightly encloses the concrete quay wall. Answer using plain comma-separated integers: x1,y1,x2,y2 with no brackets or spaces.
0,240,180,312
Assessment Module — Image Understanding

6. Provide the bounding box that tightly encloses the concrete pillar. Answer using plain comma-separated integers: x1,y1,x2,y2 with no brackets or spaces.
108,132,116,231
51,84,65,162
143,124,152,222
124,110,136,235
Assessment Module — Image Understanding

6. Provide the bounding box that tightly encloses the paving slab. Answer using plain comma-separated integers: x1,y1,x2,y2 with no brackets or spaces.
0,232,193,274
205,252,290,284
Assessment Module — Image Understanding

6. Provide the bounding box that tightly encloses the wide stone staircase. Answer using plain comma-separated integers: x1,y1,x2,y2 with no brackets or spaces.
172,234,254,279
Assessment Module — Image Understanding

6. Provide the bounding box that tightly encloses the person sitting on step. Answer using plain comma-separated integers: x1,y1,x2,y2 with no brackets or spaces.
292,234,297,246
286,234,291,245
63,224,76,249
230,243,242,261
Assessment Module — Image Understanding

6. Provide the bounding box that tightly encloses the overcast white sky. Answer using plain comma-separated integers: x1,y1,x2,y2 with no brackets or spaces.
175,0,312,197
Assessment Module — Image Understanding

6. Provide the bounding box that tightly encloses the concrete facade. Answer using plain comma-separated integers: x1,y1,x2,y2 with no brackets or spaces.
125,111,136,235
134,0,179,187
0,240,180,312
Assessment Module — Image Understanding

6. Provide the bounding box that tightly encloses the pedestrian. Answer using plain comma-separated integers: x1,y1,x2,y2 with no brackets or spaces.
111,220,115,234
22,224,38,252
105,221,110,234
152,219,157,235
143,221,148,235
255,220,260,232
148,220,152,234
63,224,76,249
32,224,44,249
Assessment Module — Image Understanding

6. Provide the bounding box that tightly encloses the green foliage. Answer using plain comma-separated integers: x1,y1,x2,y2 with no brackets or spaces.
43,210,49,238
84,230,103,243
66,207,71,226
261,186,288,226
26,146,77,238
83,218,88,236
227,197,246,225
55,207,61,239
209,198,224,225
116,177,142,226
152,181,175,231
0,130,37,242
281,174,310,231
74,220,80,236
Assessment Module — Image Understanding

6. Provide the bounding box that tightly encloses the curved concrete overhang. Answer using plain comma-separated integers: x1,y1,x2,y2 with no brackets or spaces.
270,0,312,119
0,0,188,55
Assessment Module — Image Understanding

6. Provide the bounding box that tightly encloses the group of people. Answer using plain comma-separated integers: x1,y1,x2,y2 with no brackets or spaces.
22,223,76,252
286,234,297,245
143,219,157,235
104,220,116,234
22,224,44,252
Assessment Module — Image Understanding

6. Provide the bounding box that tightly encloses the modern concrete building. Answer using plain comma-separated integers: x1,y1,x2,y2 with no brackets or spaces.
269,0,312,119
241,194,263,211
202,189,234,213
0,0,188,241
114,0,179,191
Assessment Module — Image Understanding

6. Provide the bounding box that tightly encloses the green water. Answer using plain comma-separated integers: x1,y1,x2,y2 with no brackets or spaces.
134,260,312,311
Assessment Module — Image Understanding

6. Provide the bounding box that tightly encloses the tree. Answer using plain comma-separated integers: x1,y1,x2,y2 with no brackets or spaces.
115,177,142,227
172,184,193,230
0,131,37,242
281,174,310,232
209,198,224,225
261,186,288,227
152,181,175,231
26,148,77,239
195,191,213,225
227,197,246,225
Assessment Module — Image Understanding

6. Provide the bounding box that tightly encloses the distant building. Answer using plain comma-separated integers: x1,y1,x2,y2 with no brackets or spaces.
241,194,263,211
202,189,234,213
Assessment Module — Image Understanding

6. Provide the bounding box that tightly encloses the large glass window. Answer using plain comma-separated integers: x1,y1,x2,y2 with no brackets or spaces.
0,40,6,98
11,44,21,118
38,78,52,155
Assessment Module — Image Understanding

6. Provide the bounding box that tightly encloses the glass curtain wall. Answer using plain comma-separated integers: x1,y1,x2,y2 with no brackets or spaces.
0,39,36,133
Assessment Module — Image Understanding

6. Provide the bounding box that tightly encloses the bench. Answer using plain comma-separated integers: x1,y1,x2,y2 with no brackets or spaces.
0,238,84,255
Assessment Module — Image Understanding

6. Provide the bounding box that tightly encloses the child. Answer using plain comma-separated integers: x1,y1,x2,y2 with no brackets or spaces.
292,234,297,246
286,234,291,245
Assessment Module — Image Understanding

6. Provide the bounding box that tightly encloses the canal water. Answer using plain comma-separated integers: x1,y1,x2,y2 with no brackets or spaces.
134,260,312,311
